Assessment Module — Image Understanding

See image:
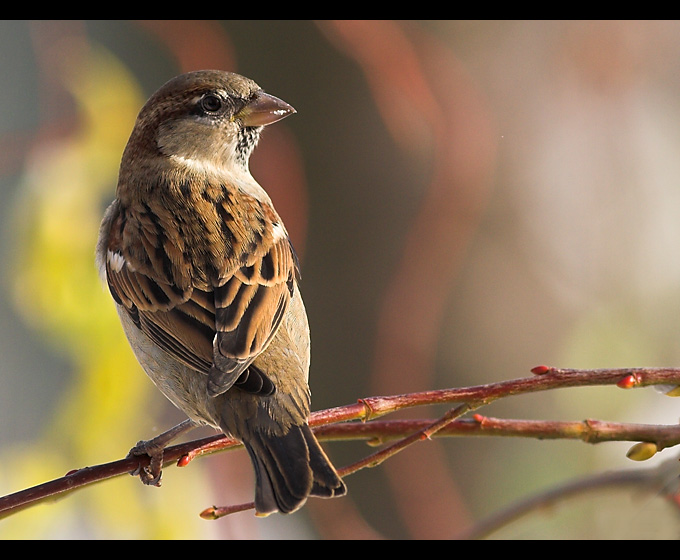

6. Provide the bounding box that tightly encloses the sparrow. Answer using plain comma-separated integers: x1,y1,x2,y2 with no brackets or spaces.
96,70,346,515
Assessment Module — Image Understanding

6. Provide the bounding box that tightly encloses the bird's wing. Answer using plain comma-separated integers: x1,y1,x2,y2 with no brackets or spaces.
209,232,298,396
103,199,299,396
103,201,215,374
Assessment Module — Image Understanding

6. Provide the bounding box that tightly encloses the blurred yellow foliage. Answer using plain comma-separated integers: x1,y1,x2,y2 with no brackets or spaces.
2,42,215,539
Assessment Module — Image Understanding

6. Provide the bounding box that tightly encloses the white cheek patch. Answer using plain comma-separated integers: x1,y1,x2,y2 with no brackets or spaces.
170,154,232,177
107,250,129,273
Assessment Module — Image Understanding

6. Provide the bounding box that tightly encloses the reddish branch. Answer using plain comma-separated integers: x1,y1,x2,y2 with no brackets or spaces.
1,366,679,520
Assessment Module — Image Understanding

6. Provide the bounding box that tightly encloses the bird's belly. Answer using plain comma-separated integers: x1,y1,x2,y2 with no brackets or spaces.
116,306,220,428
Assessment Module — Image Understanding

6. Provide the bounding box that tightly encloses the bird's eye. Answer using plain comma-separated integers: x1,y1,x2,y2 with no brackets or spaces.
200,94,224,114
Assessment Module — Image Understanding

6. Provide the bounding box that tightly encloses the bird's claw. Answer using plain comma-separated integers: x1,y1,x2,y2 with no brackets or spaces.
127,439,164,487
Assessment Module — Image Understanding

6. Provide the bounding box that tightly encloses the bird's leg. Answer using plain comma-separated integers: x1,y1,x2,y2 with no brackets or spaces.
127,418,196,486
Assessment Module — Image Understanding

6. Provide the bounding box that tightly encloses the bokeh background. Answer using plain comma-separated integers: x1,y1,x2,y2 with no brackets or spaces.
1,20,680,539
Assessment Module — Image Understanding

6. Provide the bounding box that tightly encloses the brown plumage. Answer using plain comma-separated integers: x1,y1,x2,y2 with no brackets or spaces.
97,70,346,515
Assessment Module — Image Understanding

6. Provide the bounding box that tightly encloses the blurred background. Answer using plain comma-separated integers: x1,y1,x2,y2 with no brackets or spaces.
1,20,680,539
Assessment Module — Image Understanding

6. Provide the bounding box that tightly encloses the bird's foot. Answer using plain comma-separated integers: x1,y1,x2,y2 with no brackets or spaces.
127,438,165,486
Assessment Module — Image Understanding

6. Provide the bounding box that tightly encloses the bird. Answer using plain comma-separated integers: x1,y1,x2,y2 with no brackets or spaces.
96,69,346,515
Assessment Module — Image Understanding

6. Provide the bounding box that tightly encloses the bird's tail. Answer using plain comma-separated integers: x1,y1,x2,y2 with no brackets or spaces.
241,423,346,515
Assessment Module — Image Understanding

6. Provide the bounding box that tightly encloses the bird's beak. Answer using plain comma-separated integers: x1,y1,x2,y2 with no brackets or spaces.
237,91,296,127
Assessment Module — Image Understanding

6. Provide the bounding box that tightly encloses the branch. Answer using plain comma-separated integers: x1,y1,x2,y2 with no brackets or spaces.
453,454,680,539
313,416,680,450
1,366,679,520
311,366,680,424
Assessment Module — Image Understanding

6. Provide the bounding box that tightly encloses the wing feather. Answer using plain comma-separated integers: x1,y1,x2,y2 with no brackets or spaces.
102,198,297,398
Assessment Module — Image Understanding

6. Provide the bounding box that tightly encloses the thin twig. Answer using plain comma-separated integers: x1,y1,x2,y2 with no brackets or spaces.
202,404,474,519
313,416,680,449
311,366,680,426
336,404,473,477
1,366,678,520
454,454,680,539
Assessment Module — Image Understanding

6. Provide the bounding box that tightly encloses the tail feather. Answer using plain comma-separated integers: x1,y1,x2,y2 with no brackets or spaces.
301,425,347,498
242,424,346,515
